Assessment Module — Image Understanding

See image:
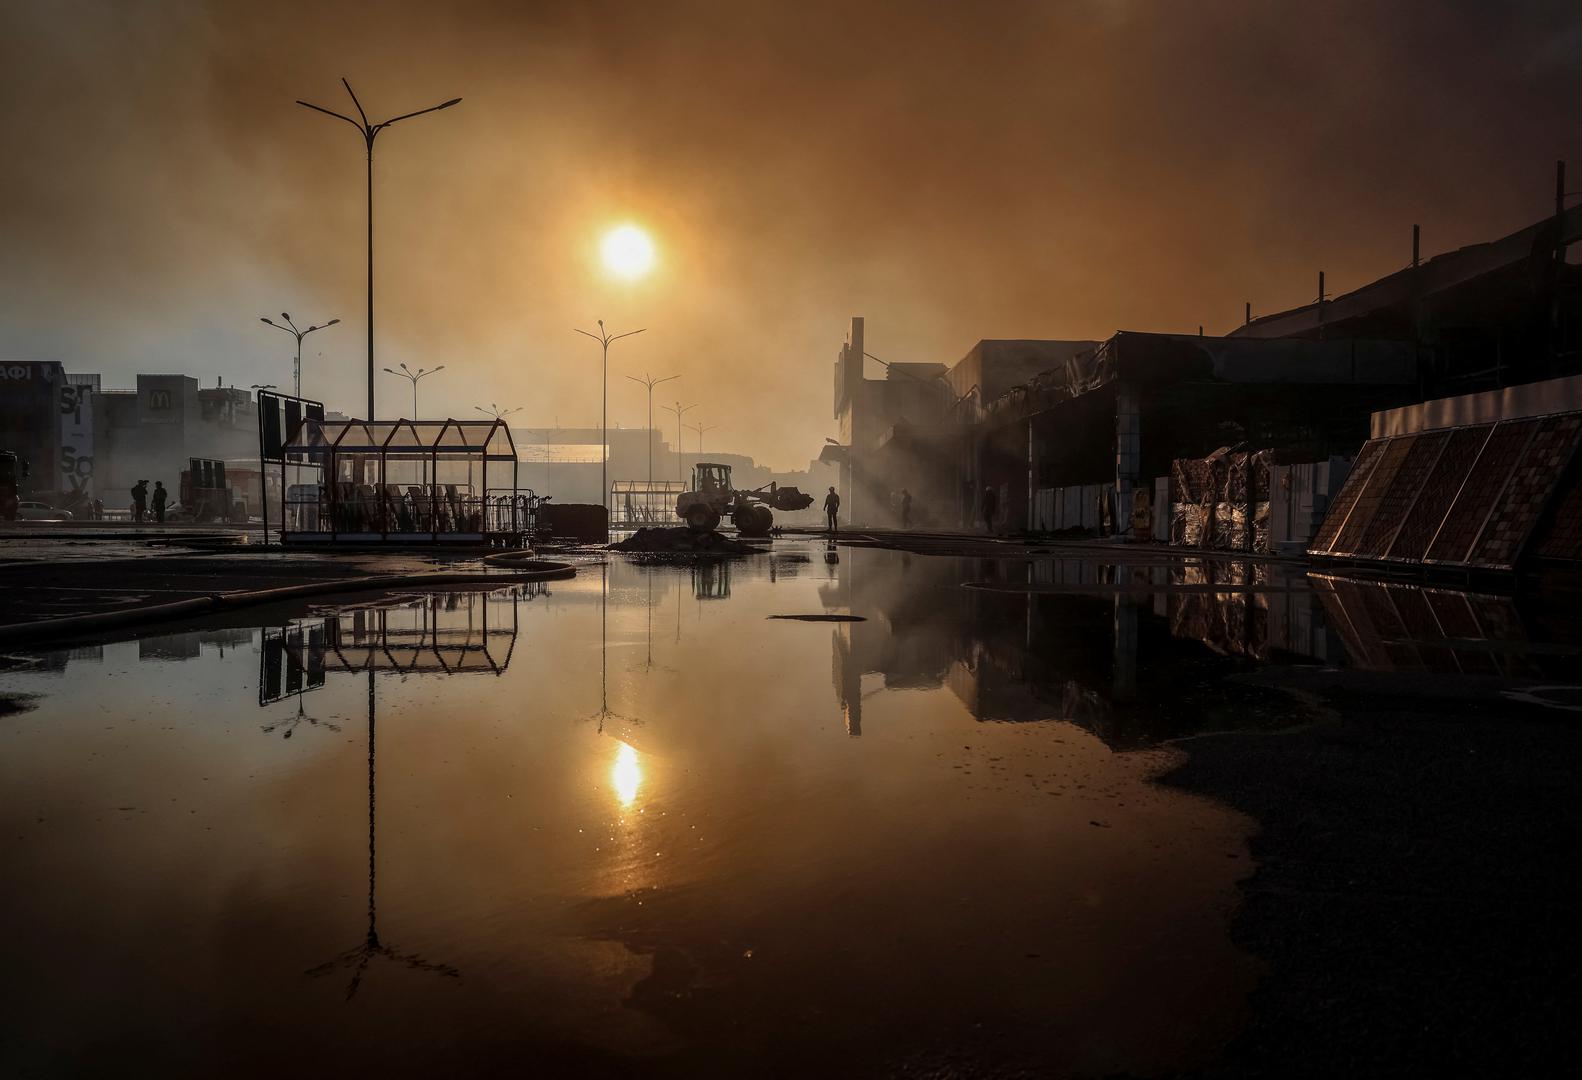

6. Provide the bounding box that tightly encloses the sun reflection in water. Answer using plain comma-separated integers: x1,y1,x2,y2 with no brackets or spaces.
612,741,641,807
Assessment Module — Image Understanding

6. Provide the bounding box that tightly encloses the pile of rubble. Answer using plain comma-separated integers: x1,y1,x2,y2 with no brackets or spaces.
608,527,756,555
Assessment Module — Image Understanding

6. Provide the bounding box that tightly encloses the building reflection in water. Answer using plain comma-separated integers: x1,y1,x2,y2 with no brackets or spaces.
827,548,1579,749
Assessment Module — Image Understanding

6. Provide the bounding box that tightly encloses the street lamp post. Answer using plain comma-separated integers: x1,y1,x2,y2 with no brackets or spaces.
662,401,698,485
624,372,678,495
574,321,645,538
382,363,444,417
474,405,521,491
259,313,339,399
298,79,461,420
687,420,717,457
474,403,522,421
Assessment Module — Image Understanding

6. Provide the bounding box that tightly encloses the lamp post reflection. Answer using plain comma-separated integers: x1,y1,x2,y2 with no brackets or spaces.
255,590,528,998
262,688,342,739
588,562,630,733
305,669,459,999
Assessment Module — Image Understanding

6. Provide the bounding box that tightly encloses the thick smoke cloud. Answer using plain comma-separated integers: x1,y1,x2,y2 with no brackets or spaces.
3,0,1581,469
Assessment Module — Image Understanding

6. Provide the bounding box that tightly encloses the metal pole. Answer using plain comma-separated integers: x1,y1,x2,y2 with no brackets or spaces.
258,394,269,547
601,338,608,529
367,137,375,419
367,667,376,946
664,401,697,485
298,82,460,421
575,324,645,540
626,374,678,510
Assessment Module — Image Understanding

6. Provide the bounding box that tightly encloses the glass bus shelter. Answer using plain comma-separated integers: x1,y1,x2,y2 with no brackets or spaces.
280,417,528,545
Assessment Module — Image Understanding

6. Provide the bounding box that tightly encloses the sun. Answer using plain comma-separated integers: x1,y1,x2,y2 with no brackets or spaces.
600,223,656,280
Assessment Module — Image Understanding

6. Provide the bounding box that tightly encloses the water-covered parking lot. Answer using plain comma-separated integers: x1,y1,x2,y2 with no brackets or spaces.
3,539,1579,1076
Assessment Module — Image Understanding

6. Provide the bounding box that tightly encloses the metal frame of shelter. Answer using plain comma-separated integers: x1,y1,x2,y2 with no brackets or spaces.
259,591,523,705
609,478,684,528
280,417,529,545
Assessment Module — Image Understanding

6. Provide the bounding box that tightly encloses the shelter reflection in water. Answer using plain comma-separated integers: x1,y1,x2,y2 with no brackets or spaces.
252,592,540,999
259,587,526,705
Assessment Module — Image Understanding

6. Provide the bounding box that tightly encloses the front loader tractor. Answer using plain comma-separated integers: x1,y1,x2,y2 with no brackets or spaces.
675,462,814,538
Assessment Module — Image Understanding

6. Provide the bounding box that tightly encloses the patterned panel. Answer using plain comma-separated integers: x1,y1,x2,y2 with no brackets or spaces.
1423,588,1479,637
1353,429,1449,558
1386,425,1493,561
1391,586,1445,642
1331,435,1417,557
1422,590,1496,675
1530,467,1582,561
1465,593,1539,679
1309,437,1387,554
1314,576,1548,676
1311,576,1386,669
1468,414,1582,569
1423,420,1538,565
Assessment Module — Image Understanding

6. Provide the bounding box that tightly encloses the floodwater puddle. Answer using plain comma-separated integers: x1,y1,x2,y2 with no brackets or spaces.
3,540,1571,1074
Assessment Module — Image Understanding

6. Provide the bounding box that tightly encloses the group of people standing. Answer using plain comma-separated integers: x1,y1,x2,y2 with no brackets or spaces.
129,479,168,524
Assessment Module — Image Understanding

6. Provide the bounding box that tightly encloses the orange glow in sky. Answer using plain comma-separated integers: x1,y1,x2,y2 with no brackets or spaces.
600,224,656,281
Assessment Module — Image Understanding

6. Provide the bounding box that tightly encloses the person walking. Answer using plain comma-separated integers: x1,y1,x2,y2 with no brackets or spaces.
900,488,912,528
982,485,998,535
824,486,841,533
151,480,168,524
130,480,148,524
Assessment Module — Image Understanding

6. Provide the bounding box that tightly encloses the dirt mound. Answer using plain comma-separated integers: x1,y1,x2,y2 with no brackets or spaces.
608,527,756,555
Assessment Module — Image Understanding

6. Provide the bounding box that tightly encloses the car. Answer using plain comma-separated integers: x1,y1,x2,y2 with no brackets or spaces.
16,501,74,521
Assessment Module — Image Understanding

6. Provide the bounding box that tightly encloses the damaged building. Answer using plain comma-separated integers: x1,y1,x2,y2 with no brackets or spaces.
822,178,1582,549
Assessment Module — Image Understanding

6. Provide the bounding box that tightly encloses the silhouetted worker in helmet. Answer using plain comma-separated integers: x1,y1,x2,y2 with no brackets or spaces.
130,480,148,524
152,480,168,524
824,486,840,533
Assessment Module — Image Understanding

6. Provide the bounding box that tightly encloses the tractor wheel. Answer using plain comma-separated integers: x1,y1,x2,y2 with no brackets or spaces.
685,506,714,532
736,505,773,538
704,510,722,533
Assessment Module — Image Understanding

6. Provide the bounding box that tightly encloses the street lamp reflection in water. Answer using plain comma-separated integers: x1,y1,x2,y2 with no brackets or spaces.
612,741,642,807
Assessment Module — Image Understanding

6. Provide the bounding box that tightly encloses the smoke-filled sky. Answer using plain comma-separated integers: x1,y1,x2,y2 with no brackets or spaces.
4,0,1581,469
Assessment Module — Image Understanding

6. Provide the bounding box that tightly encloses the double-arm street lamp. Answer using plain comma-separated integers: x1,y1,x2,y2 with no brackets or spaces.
259,313,338,399
574,320,645,537
298,79,461,420
382,363,444,417
625,372,678,494
687,420,717,456
662,400,698,485
474,403,522,421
